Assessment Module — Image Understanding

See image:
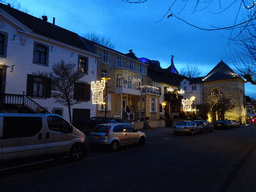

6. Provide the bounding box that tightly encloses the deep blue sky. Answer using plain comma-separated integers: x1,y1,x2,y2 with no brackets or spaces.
8,0,256,98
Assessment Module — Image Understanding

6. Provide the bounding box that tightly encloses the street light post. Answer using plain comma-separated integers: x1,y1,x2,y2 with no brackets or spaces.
101,76,111,121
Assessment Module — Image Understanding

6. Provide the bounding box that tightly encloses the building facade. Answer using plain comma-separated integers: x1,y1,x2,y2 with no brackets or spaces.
0,4,98,124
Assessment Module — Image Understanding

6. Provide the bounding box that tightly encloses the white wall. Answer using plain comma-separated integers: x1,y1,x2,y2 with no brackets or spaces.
0,16,97,122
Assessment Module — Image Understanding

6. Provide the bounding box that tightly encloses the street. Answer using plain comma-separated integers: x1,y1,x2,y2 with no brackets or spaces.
1,126,256,192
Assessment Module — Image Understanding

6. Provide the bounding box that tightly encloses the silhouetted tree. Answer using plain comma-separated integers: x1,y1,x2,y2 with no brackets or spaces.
51,61,84,122
84,32,115,49
180,66,202,78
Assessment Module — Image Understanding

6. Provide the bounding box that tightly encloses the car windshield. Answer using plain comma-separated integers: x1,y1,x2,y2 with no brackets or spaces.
93,125,110,133
176,121,187,126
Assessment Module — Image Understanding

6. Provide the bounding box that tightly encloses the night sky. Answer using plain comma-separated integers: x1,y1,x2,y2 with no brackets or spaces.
7,0,256,98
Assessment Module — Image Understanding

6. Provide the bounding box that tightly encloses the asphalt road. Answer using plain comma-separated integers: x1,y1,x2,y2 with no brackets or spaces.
1,126,256,192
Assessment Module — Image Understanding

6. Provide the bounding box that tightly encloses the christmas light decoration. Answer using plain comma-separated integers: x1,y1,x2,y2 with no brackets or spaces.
182,96,196,112
91,79,106,104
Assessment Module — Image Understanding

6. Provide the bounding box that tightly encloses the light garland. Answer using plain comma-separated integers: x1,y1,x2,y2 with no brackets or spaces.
182,96,196,112
243,0,256,11
91,79,106,104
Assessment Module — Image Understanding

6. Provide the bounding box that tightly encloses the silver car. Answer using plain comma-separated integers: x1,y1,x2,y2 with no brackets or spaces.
89,123,146,151
174,120,201,136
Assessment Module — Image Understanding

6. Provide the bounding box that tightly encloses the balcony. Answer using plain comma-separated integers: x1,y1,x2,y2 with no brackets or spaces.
140,85,161,95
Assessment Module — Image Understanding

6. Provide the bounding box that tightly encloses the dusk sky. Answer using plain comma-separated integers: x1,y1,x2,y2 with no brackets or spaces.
8,0,256,98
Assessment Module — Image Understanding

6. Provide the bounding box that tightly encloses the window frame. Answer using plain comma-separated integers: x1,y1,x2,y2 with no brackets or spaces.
33,42,49,66
0,32,8,58
116,55,122,67
129,61,134,70
78,55,88,74
27,74,51,98
140,64,144,74
102,51,109,64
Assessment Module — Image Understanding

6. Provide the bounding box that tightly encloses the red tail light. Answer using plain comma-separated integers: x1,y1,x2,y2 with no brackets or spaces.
184,127,190,129
252,119,255,122
105,126,111,136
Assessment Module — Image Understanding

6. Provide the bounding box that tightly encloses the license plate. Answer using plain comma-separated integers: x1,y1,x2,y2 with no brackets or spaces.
93,135,100,139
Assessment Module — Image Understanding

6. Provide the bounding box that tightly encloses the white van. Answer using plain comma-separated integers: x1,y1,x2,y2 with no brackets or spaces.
0,113,86,162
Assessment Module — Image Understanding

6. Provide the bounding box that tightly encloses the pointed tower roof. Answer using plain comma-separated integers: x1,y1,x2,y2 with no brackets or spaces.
167,55,179,74
202,61,242,82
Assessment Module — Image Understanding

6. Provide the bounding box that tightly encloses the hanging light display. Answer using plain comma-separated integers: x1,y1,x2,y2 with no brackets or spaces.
182,96,196,112
91,79,106,104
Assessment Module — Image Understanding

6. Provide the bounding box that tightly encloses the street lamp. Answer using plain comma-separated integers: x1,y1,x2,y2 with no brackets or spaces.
101,76,111,120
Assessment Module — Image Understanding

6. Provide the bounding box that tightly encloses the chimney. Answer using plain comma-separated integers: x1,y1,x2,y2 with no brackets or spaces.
129,49,133,53
42,15,47,22
53,17,55,25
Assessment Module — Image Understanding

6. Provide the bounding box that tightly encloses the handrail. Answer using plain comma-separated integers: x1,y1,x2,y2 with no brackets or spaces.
0,93,51,113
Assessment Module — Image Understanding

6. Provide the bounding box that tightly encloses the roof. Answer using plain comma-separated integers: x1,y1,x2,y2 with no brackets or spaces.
148,66,186,86
166,55,179,74
202,61,242,82
0,3,94,53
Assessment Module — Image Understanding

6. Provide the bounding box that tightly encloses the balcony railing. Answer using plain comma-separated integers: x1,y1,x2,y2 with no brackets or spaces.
140,85,161,95
0,93,50,113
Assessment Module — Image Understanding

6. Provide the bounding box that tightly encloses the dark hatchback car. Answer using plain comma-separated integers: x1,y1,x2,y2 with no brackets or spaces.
214,120,232,130
83,117,117,130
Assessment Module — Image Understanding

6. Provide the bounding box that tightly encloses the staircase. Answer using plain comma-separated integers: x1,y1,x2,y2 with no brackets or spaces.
0,93,50,113
122,108,135,121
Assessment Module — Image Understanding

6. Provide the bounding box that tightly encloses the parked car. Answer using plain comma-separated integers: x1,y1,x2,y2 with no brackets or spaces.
114,119,135,127
0,113,86,162
228,120,240,128
83,117,117,130
195,120,214,132
89,123,146,151
174,120,201,136
214,120,232,129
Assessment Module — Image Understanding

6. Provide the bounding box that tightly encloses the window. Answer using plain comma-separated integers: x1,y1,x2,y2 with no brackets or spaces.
211,88,221,96
0,32,7,57
53,108,63,116
150,98,157,113
129,61,134,70
102,51,109,64
140,64,144,74
116,56,122,67
27,74,51,98
184,87,186,91
47,116,72,133
113,125,123,132
101,69,108,77
78,56,88,73
3,117,42,138
74,82,91,101
33,42,49,65
192,86,197,91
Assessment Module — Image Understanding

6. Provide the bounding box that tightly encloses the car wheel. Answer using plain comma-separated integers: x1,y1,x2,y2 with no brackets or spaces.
69,143,86,160
110,141,119,152
138,137,145,146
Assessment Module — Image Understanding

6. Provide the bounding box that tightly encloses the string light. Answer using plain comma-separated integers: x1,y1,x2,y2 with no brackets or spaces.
91,79,106,104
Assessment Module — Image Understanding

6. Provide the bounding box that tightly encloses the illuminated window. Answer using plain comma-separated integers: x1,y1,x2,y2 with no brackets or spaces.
78,56,88,73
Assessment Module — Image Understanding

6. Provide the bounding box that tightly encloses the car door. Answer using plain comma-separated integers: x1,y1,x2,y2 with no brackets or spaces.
112,125,126,146
2,116,46,161
46,115,74,156
122,124,140,145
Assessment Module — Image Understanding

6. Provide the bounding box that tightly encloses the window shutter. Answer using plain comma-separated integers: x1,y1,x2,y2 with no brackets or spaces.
26,74,34,96
74,82,86,101
45,77,52,98
84,84,91,102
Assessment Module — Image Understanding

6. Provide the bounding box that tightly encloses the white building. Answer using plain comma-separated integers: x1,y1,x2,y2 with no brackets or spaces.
0,3,98,124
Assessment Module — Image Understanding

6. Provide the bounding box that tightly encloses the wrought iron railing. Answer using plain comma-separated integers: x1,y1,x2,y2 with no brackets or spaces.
0,93,51,113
